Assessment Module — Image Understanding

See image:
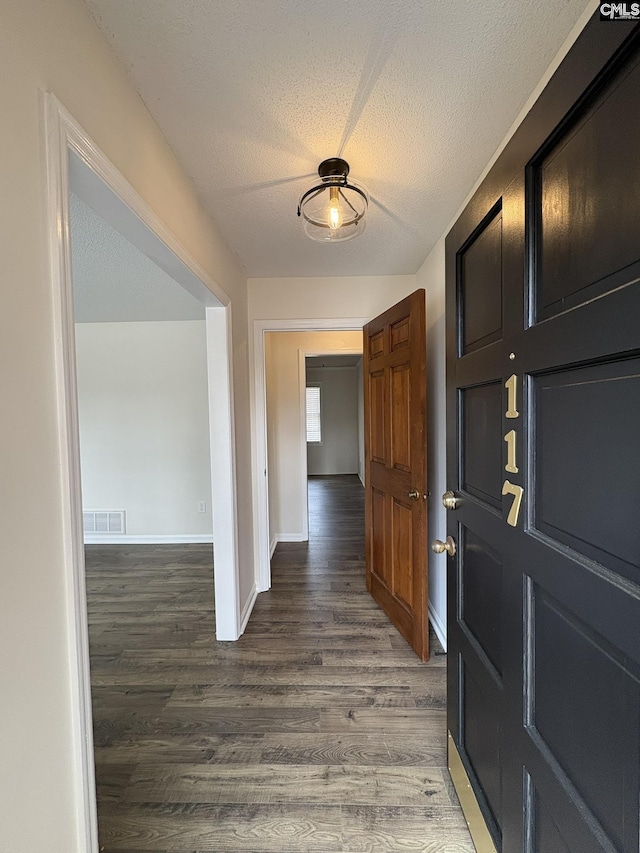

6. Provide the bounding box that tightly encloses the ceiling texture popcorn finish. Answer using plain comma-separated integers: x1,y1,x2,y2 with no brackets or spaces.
82,0,589,277
70,194,204,322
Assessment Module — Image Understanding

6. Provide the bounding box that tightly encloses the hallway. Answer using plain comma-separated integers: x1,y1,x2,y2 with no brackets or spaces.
87,475,473,852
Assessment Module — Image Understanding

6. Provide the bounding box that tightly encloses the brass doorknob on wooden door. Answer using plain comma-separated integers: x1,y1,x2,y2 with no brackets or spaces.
431,536,457,557
408,489,420,500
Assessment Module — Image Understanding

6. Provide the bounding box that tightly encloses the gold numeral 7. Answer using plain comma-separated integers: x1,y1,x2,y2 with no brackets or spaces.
502,480,524,527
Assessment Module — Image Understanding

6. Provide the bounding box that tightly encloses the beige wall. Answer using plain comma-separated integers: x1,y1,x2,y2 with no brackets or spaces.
266,331,362,543
248,274,417,322
0,1,251,850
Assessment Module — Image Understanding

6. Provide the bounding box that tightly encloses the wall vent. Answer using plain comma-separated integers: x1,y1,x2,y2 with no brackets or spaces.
83,510,126,535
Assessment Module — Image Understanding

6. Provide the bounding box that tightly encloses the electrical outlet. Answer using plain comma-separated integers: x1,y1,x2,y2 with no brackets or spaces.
198,501,207,513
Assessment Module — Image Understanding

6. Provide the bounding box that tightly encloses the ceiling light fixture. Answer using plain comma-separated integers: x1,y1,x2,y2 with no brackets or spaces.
297,158,368,242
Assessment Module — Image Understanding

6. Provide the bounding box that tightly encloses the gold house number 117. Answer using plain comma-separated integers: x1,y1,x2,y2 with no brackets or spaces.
503,374,523,527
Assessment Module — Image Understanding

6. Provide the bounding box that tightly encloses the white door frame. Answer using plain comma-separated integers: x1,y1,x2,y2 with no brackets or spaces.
43,93,241,852
251,318,369,593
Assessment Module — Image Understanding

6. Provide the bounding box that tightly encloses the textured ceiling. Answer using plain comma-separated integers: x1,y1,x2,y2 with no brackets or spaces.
82,0,589,278
70,193,204,322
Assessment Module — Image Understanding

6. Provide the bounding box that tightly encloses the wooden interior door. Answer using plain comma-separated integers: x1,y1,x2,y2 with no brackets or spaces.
445,14,640,852
364,289,428,661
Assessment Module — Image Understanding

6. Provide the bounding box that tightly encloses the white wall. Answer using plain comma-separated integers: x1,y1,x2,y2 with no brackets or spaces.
75,321,212,539
266,330,362,543
0,2,252,850
415,241,447,645
306,366,359,476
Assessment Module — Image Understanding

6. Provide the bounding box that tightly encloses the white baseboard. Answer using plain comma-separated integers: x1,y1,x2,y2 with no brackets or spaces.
239,583,258,634
276,533,308,543
429,602,447,651
358,472,365,486
84,534,214,545
269,536,278,558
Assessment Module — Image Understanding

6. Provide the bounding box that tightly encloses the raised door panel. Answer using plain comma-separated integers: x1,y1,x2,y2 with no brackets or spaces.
459,207,503,355
534,51,640,322
534,358,640,584
529,587,639,853
390,364,411,472
463,662,502,835
460,529,503,678
369,329,385,360
390,316,410,351
530,785,571,853
391,497,413,610
370,487,388,586
461,382,504,510
369,370,387,465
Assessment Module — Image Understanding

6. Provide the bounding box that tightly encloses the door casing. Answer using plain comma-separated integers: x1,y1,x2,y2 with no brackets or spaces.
251,318,369,591
43,93,241,852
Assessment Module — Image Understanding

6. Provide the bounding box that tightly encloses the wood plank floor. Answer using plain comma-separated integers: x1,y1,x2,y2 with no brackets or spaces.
87,474,473,852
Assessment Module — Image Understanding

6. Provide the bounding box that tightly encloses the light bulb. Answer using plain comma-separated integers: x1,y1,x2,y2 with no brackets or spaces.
328,186,343,231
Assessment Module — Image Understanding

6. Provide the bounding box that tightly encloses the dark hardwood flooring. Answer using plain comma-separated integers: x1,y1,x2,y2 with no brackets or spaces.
87,474,473,852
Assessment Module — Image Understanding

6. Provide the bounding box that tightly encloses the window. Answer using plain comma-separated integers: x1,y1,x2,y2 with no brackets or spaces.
306,385,322,443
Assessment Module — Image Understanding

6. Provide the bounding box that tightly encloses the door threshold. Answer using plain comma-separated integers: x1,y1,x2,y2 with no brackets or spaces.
447,731,497,853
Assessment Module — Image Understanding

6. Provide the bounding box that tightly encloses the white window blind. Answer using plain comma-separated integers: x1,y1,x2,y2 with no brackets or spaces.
306,386,322,443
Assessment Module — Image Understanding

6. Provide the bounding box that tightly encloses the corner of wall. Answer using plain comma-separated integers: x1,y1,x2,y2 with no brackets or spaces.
429,602,447,652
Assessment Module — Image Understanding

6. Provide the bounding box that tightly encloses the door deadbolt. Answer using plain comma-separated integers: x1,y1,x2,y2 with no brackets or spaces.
431,536,457,557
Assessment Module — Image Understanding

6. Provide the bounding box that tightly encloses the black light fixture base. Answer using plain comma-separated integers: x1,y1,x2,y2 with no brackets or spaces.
318,157,350,179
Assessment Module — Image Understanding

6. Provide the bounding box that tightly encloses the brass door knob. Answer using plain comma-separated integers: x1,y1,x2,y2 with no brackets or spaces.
431,536,457,557
408,489,420,500
442,491,459,510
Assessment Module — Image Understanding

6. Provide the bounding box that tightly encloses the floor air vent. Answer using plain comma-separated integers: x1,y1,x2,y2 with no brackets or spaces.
83,510,126,535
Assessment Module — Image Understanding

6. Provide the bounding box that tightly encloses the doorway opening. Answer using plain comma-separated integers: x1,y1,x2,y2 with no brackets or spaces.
260,330,363,565
44,95,241,851
69,193,214,550
305,354,364,483
252,320,369,593
305,354,365,543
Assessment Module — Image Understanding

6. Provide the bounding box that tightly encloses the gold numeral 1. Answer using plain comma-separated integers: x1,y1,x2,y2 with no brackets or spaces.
504,430,519,474
502,480,524,527
505,374,518,418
